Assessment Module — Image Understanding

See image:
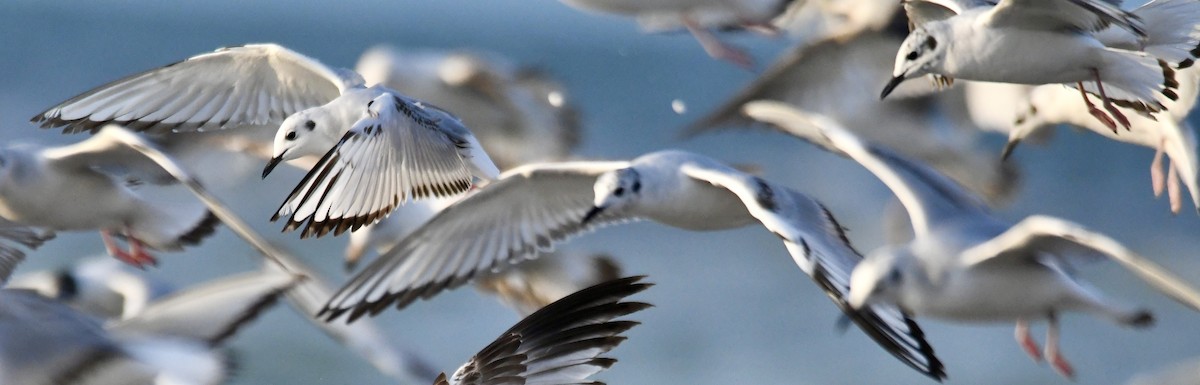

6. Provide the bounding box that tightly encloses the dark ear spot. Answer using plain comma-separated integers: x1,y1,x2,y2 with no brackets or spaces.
887,269,902,283
631,180,642,193
304,120,316,130
924,36,937,50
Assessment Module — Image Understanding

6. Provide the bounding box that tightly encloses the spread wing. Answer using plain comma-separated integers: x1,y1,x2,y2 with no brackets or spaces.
321,161,633,322
272,93,478,238
34,43,362,134
984,0,1144,36
744,101,989,237
680,163,946,381
904,0,996,27
0,220,55,285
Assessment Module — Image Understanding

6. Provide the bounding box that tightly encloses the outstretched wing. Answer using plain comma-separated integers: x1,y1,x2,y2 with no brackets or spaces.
984,0,1144,36
272,93,478,238
905,0,995,27
681,163,946,381
441,276,651,385
321,161,633,322
34,43,361,134
961,215,1200,311
0,220,55,285
744,101,989,237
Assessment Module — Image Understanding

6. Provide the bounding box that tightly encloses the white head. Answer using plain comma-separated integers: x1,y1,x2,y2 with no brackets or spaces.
882,28,945,98
262,108,337,178
582,168,643,224
848,246,916,311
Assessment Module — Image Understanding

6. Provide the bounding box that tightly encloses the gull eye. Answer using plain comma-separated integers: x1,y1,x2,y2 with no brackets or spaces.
305,120,316,130
285,131,297,141
613,187,625,196
906,51,919,61
887,269,902,283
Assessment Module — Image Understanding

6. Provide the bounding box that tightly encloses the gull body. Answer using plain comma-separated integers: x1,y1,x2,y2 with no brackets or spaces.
747,101,1200,378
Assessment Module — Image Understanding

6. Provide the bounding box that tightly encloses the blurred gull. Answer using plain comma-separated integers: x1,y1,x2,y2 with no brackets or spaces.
31,43,499,238
884,0,1200,131
0,218,56,284
747,101,1200,379
8,258,173,320
683,31,1021,204
1001,65,1200,214
554,0,790,68
430,276,650,385
771,0,900,42
0,129,220,268
320,150,946,380
0,269,299,385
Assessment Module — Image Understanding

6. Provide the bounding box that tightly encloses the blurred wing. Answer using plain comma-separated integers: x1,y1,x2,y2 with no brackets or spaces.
475,251,623,316
680,164,946,381
109,270,299,345
34,43,362,134
320,160,633,322
984,0,1144,35
447,276,651,385
904,0,993,26
272,93,476,239
744,101,989,236
0,220,55,285
962,215,1200,311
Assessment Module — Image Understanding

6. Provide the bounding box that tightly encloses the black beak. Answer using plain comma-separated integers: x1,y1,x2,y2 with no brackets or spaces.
262,152,285,179
880,74,906,99
581,206,604,225
1000,139,1021,161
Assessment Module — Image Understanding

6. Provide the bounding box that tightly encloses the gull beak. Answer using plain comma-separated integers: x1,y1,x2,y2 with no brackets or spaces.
262,151,286,179
581,206,605,225
880,74,906,99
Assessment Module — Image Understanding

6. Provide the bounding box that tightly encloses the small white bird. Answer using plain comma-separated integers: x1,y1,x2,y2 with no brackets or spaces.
31,43,499,237
1001,65,1200,214
747,100,1200,379
0,269,299,385
431,276,650,385
321,150,945,380
0,129,219,268
555,0,789,68
885,0,1200,132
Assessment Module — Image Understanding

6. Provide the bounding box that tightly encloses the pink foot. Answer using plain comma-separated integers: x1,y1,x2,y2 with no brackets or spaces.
1015,320,1043,362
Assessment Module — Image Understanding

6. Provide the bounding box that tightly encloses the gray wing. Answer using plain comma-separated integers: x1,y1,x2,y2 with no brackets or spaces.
904,0,997,26
34,43,362,134
0,290,118,385
0,219,55,285
320,161,633,323
441,276,650,385
108,270,299,345
745,101,989,237
272,92,476,239
681,164,945,381
961,215,1200,311
984,0,1144,36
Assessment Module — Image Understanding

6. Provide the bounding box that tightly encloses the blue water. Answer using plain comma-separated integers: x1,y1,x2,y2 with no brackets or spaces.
3,1,1200,384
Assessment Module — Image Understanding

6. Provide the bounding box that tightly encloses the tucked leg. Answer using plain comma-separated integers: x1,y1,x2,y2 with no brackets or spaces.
1015,318,1043,362
1092,69,1133,130
1045,313,1075,379
683,16,754,70
1152,140,1167,197
1077,81,1118,132
101,230,154,269
125,235,158,268
1168,158,1182,214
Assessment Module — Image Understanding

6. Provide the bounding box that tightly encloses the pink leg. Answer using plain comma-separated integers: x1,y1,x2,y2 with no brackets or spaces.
1152,140,1166,197
683,16,754,70
1168,158,1182,214
1046,313,1075,379
1092,69,1132,131
126,235,158,268
1077,82,1118,133
101,230,152,269
1015,319,1043,362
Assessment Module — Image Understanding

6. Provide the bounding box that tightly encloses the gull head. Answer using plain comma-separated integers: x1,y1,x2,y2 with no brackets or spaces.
849,246,913,310
583,168,642,224
264,108,336,178
883,28,944,99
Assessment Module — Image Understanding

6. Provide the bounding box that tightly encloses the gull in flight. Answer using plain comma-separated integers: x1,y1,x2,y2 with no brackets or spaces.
0,269,299,385
431,276,650,385
31,43,499,238
746,100,1200,379
0,129,219,268
1001,64,1200,214
884,0,1200,132
319,149,946,380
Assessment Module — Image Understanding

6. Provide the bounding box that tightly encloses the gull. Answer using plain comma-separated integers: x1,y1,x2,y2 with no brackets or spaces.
1001,65,1200,214
431,276,650,385
30,43,498,237
320,149,946,380
682,30,1022,204
0,269,299,385
770,0,901,43
8,257,173,320
0,129,220,268
554,0,789,68
355,46,582,169
884,0,1200,132
746,100,1200,379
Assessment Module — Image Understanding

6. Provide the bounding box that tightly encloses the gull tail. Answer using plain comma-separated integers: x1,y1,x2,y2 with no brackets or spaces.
1130,0,1200,67
1077,50,1177,114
